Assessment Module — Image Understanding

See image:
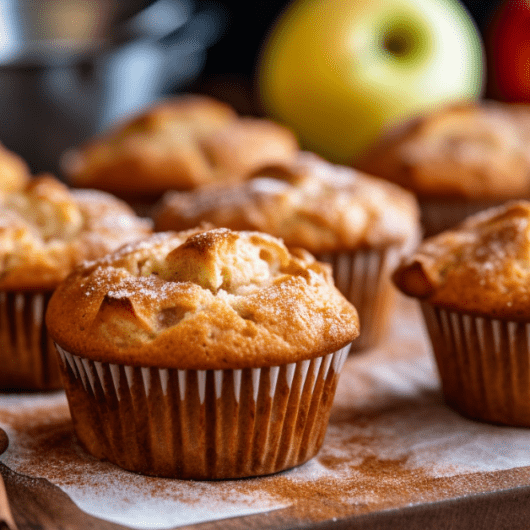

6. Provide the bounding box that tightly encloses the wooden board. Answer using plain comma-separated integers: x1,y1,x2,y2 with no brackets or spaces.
2,296,530,530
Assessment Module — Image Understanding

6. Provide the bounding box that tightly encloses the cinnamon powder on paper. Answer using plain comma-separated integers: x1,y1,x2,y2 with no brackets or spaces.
2,397,528,526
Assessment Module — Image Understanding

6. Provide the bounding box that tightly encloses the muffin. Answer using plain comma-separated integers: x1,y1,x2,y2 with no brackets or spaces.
0,142,30,193
355,101,530,235
154,152,421,350
45,227,359,479
0,175,152,390
60,94,299,212
393,201,530,426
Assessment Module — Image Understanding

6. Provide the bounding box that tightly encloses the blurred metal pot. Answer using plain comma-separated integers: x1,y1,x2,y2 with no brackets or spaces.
0,0,225,174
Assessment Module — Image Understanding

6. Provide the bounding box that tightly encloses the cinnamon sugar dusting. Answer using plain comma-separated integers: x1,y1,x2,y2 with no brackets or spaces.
3,297,530,528
393,201,530,318
47,228,358,370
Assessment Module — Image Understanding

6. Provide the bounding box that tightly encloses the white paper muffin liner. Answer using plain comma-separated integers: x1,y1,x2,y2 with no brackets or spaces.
316,247,402,351
55,344,350,479
0,291,61,390
421,303,530,426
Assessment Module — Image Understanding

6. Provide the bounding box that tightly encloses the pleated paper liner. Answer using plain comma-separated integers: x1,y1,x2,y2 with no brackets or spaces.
0,291,62,390
55,344,350,479
421,303,530,427
317,247,402,351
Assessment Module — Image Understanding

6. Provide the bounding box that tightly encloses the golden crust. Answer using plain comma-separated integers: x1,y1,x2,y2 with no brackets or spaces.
0,175,152,290
153,152,421,254
393,201,530,319
0,142,30,193
61,95,299,198
46,228,359,369
356,101,530,199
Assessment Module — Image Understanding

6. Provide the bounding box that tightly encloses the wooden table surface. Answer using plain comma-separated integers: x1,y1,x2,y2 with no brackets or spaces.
2,461,530,530
2,296,530,530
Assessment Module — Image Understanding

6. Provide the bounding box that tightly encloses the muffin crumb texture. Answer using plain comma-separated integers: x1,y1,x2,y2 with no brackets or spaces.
0,176,152,290
154,152,420,254
356,102,530,199
62,94,299,197
393,201,530,318
46,228,359,369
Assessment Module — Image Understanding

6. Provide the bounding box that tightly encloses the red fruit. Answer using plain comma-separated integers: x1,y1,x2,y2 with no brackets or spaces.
486,0,530,101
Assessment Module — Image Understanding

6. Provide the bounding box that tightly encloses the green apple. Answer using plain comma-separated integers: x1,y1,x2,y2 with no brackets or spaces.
257,0,484,164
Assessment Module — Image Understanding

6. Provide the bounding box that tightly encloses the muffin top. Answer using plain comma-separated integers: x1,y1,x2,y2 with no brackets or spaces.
0,175,152,290
61,94,299,198
355,101,530,199
46,228,359,369
393,201,530,319
0,142,30,193
153,152,420,254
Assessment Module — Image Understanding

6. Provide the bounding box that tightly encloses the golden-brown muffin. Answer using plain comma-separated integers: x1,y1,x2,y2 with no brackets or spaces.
154,152,421,350
61,94,299,203
0,175,153,291
356,101,530,235
393,201,530,426
0,175,152,390
46,227,359,478
0,142,30,193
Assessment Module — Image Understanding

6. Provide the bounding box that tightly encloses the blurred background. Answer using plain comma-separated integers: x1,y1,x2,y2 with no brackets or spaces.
192,0,501,112
0,0,513,174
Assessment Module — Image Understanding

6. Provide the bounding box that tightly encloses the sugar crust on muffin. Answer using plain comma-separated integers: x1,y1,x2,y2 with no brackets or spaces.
356,101,530,199
0,175,152,290
393,201,530,319
46,228,359,369
61,94,299,197
154,152,421,254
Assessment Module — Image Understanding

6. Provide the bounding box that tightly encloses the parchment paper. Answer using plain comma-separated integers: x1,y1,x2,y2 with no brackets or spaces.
2,296,530,528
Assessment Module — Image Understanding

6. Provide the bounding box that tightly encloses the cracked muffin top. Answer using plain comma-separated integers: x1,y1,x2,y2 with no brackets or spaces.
355,102,530,199
61,94,299,199
393,201,530,319
0,175,152,290
153,152,420,254
46,228,359,369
